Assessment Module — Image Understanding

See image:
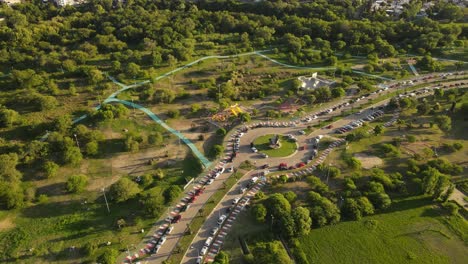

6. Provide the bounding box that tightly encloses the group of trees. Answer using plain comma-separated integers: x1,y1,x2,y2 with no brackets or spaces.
252,193,312,239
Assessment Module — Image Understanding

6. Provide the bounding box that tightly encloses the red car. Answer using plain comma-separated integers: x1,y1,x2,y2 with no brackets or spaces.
297,162,306,168
326,124,333,129
188,196,196,203
172,214,181,223
278,163,288,170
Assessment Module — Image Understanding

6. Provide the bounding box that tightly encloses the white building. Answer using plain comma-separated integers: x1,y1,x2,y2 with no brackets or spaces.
298,72,334,91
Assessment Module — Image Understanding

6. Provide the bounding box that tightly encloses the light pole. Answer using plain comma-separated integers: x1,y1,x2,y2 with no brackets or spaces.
73,134,80,149
102,188,110,213
126,245,132,264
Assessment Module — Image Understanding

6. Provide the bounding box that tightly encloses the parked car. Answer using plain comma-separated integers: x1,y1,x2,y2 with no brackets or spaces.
152,244,161,254
157,235,167,246
251,147,258,153
298,130,306,135
232,197,241,204
200,246,208,256
204,236,214,247
180,203,190,212
206,178,214,185
260,152,268,158
196,256,203,264
166,225,174,234
172,214,181,223
217,214,227,225
210,227,219,236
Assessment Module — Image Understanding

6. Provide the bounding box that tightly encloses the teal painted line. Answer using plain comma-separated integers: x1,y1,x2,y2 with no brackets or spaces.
105,98,212,168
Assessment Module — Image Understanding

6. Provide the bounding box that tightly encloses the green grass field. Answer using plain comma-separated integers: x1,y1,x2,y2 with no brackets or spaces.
253,135,297,157
298,196,468,264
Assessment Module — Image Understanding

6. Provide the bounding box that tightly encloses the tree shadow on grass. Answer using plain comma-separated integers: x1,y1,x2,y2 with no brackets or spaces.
380,196,433,215
21,200,83,219
35,182,68,197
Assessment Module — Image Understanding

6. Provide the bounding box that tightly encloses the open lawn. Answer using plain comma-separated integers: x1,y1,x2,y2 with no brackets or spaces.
298,196,468,264
253,135,297,157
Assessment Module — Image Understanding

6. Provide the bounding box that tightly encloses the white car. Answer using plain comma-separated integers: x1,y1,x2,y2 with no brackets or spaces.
152,244,161,254
157,235,167,246
251,147,258,153
227,166,233,172
298,130,306,135
210,227,219,236
204,236,213,247
232,197,241,204
196,256,203,264
207,178,214,185
217,214,227,225
260,153,268,158
200,246,208,256
167,225,174,234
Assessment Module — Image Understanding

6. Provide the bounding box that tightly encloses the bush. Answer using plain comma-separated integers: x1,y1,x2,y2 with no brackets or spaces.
377,143,400,158
163,185,182,204
66,174,88,193
109,178,140,202
37,194,49,204
406,135,416,143
97,248,118,264
42,161,59,178
167,109,180,118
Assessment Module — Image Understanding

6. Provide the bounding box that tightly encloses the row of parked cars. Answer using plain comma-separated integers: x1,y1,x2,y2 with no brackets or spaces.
334,110,385,134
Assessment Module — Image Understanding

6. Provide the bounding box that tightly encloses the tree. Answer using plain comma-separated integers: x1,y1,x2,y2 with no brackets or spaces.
163,185,182,204
110,178,140,202
211,144,224,158
0,153,22,182
434,115,451,132
216,128,227,136
283,191,297,203
126,62,141,77
148,132,163,145
252,241,293,264
140,173,154,188
154,168,165,179
239,112,251,123
292,207,312,236
66,174,89,193
85,141,99,156
153,89,176,103
140,193,164,217
342,198,362,220
277,213,295,238
0,181,24,209
265,193,291,217
63,146,83,166
252,203,267,223
53,115,72,134
213,251,230,264
43,161,59,178
97,248,119,264
368,192,392,209
374,125,383,135
331,87,345,98
0,108,19,128
356,197,375,215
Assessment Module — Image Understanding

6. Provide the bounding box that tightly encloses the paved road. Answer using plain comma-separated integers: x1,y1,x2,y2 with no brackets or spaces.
124,70,466,263
179,75,467,264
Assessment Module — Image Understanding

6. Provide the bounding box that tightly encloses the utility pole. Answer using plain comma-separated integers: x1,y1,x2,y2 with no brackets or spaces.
73,134,80,149
102,188,110,213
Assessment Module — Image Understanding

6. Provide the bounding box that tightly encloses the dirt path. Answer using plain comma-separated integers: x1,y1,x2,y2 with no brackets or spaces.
449,188,468,209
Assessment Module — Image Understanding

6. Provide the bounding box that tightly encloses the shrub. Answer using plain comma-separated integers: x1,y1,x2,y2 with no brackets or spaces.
42,161,59,178
377,143,400,158
66,174,88,193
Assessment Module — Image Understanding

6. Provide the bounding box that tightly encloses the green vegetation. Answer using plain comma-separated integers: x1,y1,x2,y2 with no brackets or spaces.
298,196,467,264
254,135,297,157
0,0,466,263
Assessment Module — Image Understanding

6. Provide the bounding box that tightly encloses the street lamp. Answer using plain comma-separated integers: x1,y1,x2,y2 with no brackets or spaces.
102,188,110,213
73,134,80,149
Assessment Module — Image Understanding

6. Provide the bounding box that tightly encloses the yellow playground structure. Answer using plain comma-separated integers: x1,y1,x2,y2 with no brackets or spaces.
212,104,244,122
